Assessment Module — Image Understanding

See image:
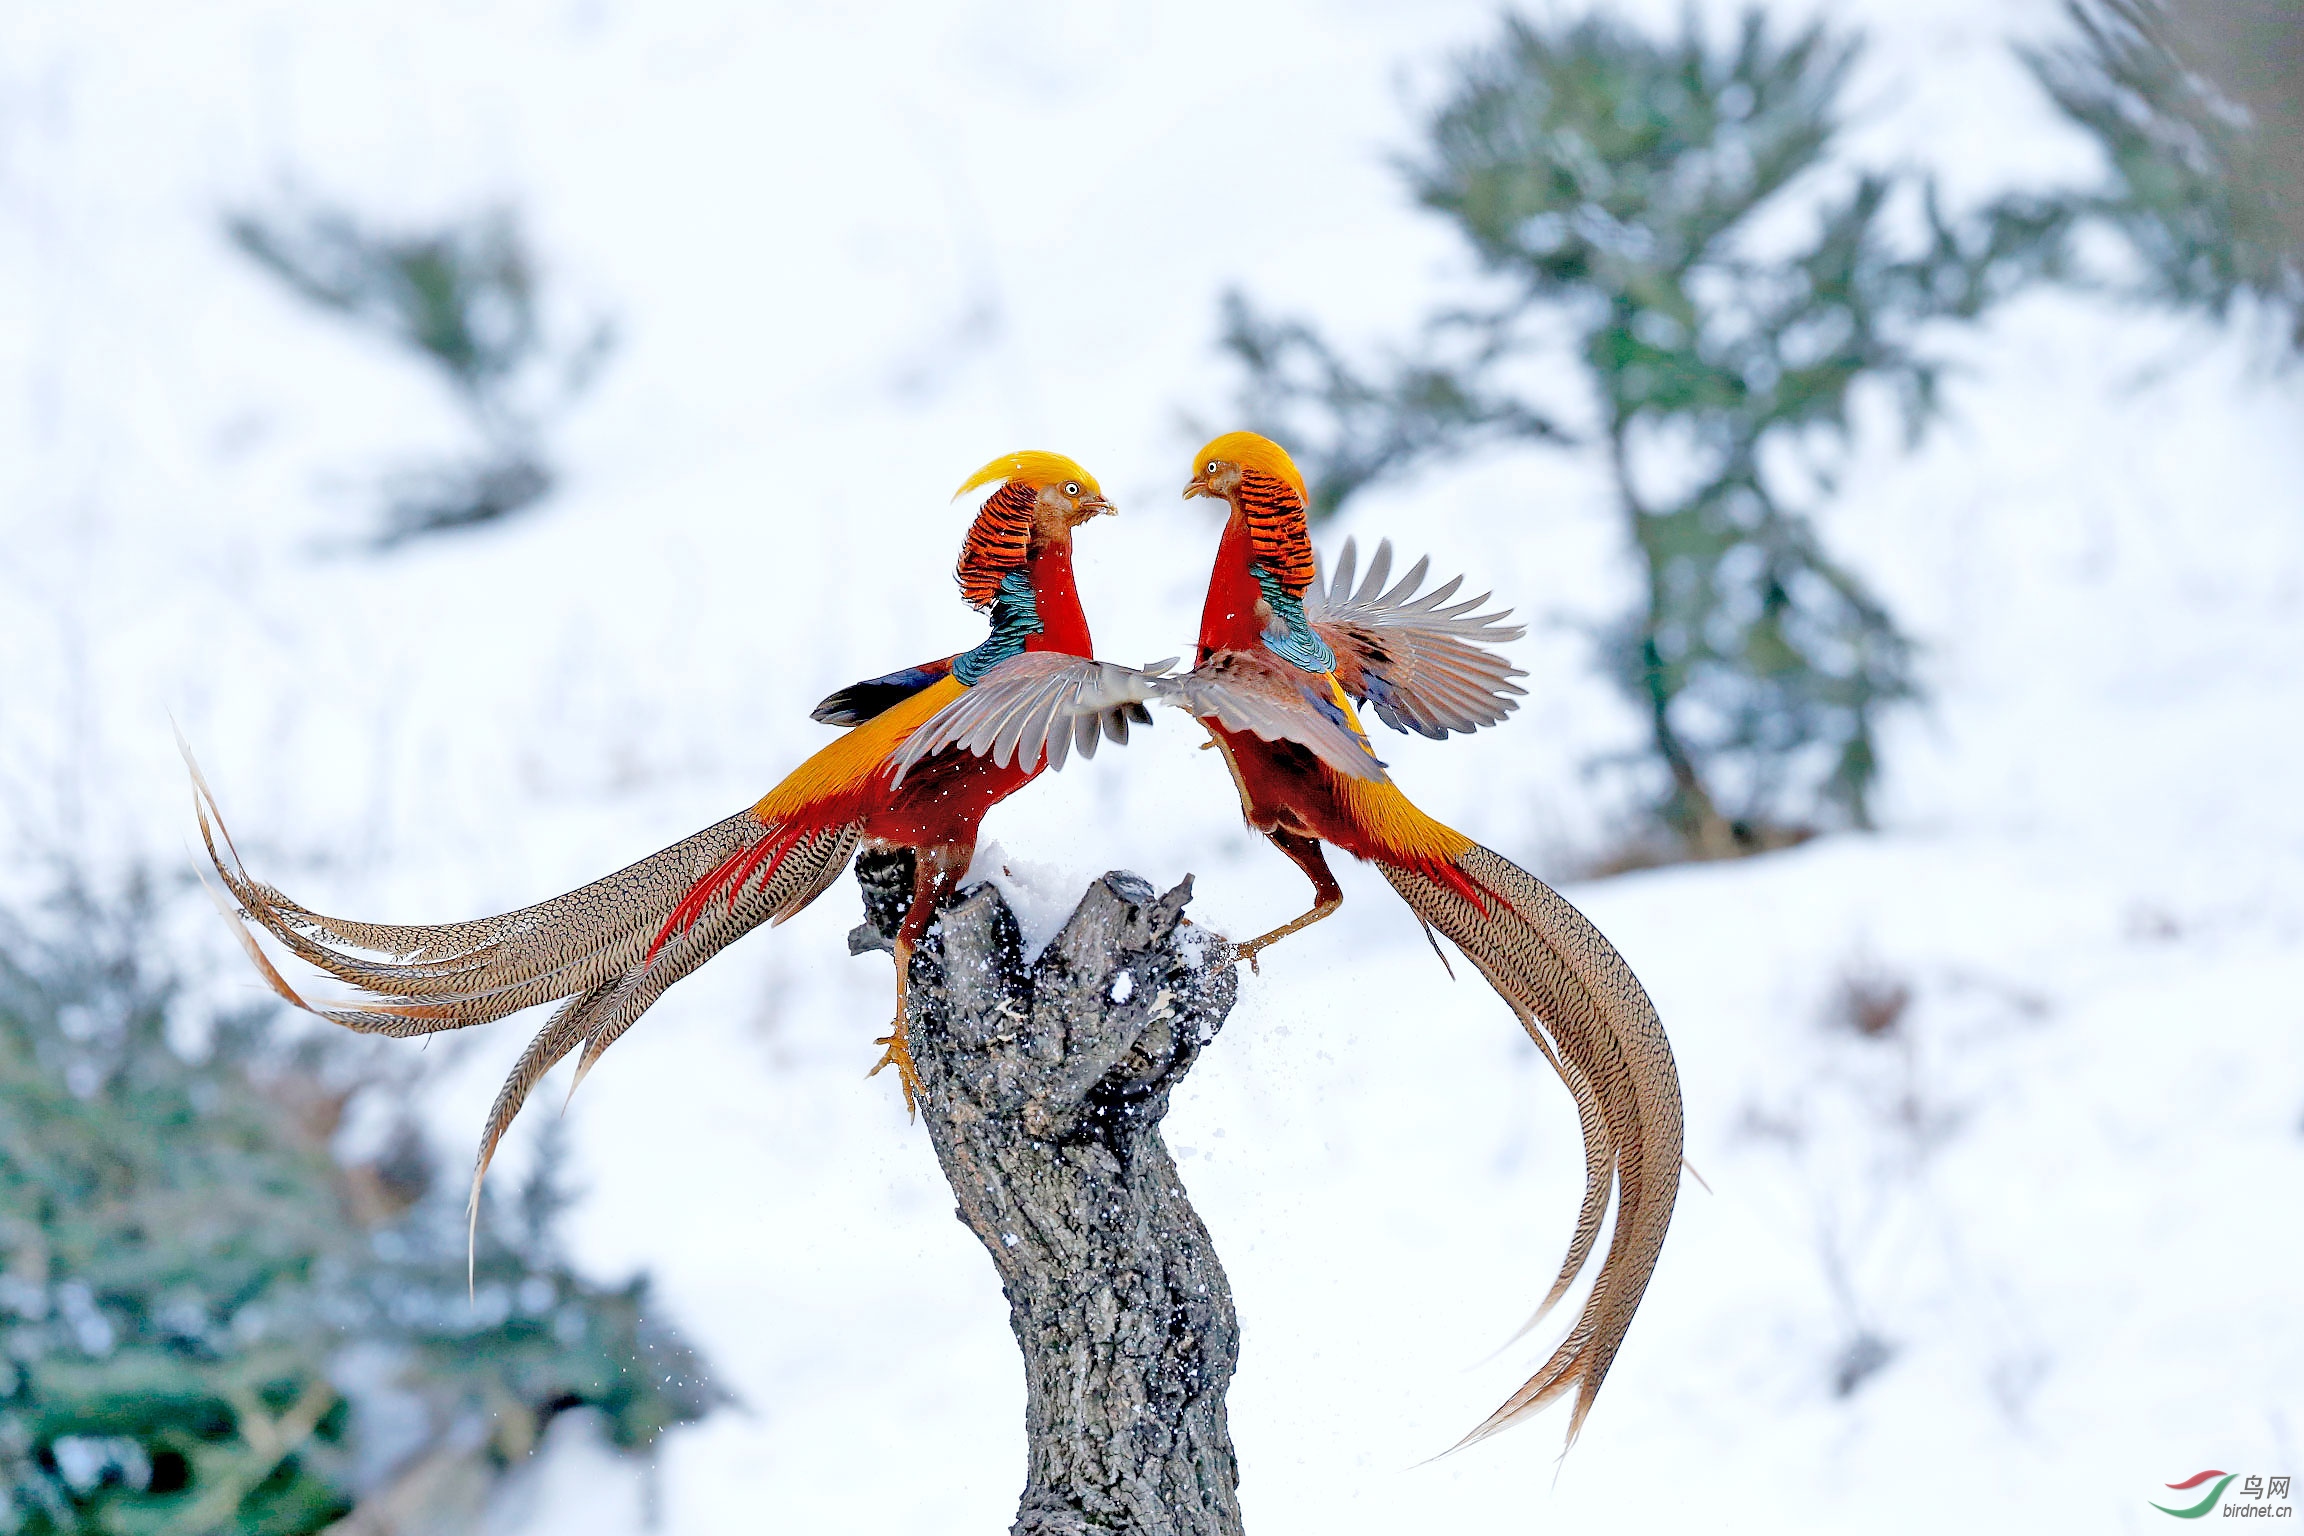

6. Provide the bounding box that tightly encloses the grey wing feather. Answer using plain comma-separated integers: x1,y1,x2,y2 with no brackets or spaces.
1150,651,1389,782
888,652,1169,784
179,727,863,1289
1306,536,1529,739
891,648,1385,785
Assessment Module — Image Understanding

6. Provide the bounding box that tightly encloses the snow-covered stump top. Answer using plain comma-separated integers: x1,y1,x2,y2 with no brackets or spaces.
849,851,1244,1536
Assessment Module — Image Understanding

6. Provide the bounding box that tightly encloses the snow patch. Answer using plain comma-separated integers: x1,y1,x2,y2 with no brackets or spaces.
963,841,1095,965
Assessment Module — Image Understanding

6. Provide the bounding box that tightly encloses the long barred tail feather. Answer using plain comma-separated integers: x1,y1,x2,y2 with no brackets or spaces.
179,731,863,1282
645,813,858,960
225,813,771,1024
570,821,859,1095
181,728,803,1020
458,820,862,1205
1504,1038,1615,1348
445,870,804,1290
463,987,602,1294
1379,842,1683,1451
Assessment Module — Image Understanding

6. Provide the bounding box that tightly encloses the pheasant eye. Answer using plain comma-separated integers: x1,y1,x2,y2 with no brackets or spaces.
1064,482,1081,497
1207,461,1220,475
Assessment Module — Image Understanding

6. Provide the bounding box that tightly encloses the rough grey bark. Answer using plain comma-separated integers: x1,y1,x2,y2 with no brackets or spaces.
850,850,1244,1536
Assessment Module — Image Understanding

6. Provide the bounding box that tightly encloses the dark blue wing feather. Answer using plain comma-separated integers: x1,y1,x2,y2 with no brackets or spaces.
812,659,955,727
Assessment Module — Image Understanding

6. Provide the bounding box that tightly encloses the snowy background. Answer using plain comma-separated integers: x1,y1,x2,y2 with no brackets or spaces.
4,0,2300,1530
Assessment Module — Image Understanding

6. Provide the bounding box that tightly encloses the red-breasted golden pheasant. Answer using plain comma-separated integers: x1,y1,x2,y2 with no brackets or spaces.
185,451,1153,1235
899,430,1684,1449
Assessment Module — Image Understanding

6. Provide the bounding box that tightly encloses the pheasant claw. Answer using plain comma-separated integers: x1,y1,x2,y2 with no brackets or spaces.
869,1023,923,1119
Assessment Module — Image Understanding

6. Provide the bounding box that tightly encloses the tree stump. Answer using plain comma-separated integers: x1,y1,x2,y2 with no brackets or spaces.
849,851,1244,1536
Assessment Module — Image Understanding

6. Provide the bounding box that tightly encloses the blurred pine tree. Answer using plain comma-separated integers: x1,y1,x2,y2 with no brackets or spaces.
228,200,614,550
0,875,719,1535
2025,0,2304,356
1223,10,2062,858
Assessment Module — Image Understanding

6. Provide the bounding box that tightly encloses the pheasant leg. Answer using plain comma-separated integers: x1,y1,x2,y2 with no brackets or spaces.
1233,830,1345,974
868,844,968,1115
869,950,925,1115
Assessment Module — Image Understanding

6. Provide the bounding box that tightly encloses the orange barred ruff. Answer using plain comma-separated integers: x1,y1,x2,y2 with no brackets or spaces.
955,480,1037,611
1234,469,1317,594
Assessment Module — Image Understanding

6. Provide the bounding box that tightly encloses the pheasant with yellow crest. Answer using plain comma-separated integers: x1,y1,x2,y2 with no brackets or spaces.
184,451,1151,1229
902,430,1685,1449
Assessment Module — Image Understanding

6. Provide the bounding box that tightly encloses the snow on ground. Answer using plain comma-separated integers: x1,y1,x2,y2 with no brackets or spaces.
3,0,2301,1531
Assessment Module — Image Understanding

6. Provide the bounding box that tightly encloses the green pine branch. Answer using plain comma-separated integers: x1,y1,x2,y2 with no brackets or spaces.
0,874,722,1535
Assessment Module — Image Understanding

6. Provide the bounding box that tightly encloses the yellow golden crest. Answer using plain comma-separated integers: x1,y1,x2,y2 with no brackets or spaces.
953,450,1103,502
1190,431,1309,507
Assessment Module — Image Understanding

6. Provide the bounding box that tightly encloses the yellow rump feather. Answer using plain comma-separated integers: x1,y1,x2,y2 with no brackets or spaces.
750,674,969,825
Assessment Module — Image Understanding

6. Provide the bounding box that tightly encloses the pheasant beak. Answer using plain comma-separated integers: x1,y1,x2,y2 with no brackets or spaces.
1083,493,1116,518
1183,475,1211,500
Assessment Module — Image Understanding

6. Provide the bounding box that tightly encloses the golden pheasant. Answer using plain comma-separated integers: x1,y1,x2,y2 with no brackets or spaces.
898,431,1683,1449
185,451,1153,1231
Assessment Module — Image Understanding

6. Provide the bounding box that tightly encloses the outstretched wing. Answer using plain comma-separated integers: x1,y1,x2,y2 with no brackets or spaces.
1156,649,1388,781
1307,536,1527,739
893,648,1391,785
888,652,1167,783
